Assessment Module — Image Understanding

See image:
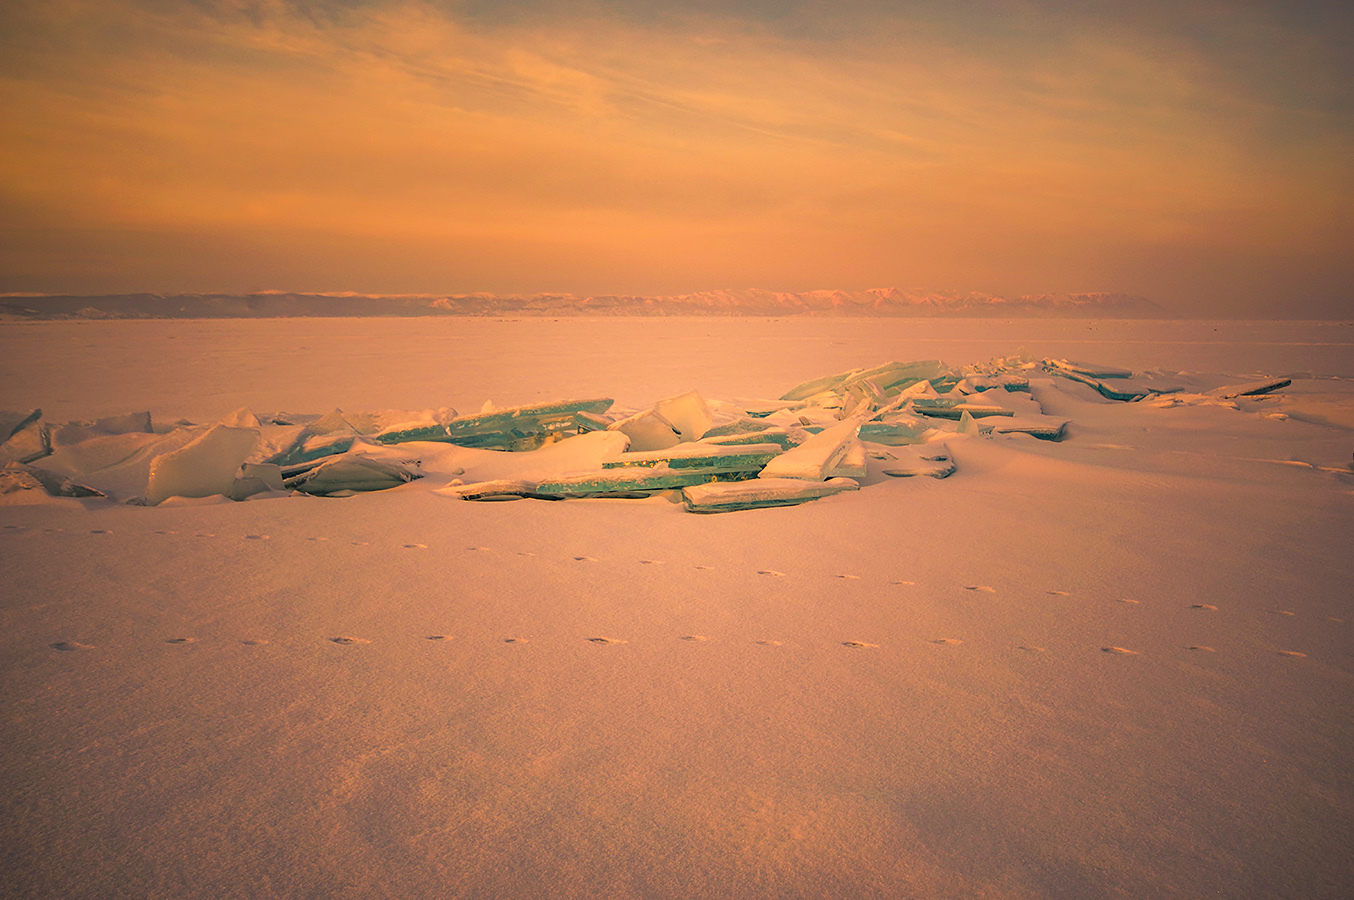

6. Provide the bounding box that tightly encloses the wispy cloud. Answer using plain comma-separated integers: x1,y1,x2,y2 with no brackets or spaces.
1,0,1350,312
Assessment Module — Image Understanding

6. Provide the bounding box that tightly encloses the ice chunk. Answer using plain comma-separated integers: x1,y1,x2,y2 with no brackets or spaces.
914,402,1016,420
145,425,259,505
603,442,782,474
759,415,865,481
1,419,49,464
0,409,41,444
699,428,795,450
682,477,860,513
1045,359,1134,379
438,479,558,501
283,455,421,496
860,411,931,445
47,411,153,450
653,390,714,442
1209,378,1292,399
220,408,261,428
990,417,1068,440
881,444,956,478
535,465,727,496
779,368,865,402
608,408,681,452
432,397,614,450
826,438,867,479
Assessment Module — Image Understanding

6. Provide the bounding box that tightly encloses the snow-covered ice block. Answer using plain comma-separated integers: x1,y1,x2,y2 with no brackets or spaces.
759,416,864,481
602,442,782,475
438,479,556,501
1045,359,1134,379
283,455,421,496
682,476,860,513
653,390,714,442
1209,378,1292,399
435,398,614,450
990,417,1069,440
0,409,41,444
914,402,1016,420
220,408,261,428
699,428,795,450
145,425,259,505
608,408,681,452
536,465,726,495
826,438,867,479
860,411,932,445
1,418,49,464
881,444,956,478
47,411,153,450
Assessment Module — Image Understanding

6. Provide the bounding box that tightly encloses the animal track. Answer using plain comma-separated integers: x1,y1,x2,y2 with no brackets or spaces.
586,636,627,644
330,636,370,645
1047,590,1070,596
89,529,111,534
963,585,995,593
306,536,328,541
1270,609,1296,616
680,635,708,642
425,634,451,641
573,556,597,562
241,639,269,645
164,637,197,644
503,637,528,644
50,641,94,651
638,559,663,565
693,565,714,570
890,580,915,586
930,638,963,645
1117,598,1140,604
402,543,428,549
1191,604,1218,610
1018,645,1047,653
1102,646,1139,655
842,640,878,649
244,534,269,540
1186,645,1215,652
758,570,786,577
754,639,783,646
1278,650,1307,657
833,574,860,580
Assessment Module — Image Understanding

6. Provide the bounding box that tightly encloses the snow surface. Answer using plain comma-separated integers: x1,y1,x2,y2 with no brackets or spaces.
2,317,1352,899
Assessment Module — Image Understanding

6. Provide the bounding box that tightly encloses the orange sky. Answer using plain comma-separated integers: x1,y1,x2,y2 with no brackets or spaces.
1,0,1350,315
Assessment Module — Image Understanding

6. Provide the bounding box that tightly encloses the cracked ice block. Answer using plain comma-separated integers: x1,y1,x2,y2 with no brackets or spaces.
608,408,680,452
653,390,714,442
758,416,864,481
1,419,49,464
1045,359,1134,379
439,398,615,450
881,444,955,478
826,438,867,479
682,477,860,513
699,429,795,450
914,403,1015,420
283,455,421,496
602,442,782,474
0,410,41,444
145,425,259,505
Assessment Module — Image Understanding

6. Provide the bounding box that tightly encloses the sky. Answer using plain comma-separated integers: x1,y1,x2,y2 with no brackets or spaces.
1,0,1350,316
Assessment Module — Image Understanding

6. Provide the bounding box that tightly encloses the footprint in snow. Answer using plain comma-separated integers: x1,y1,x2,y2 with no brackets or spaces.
402,543,427,549
754,640,783,646
680,635,709,642
638,559,663,565
842,640,878,649
194,532,216,538
165,637,197,644
468,546,493,552
1186,645,1215,652
758,570,786,577
1270,609,1296,616
693,565,714,570
426,634,451,641
1278,650,1307,657
89,529,111,535
1191,604,1218,611
517,551,536,557
1019,645,1047,653
1102,646,1139,655
964,585,996,593
574,556,597,562
1047,590,1071,596
503,637,528,644
241,639,269,645
244,534,269,541
350,540,370,546
586,636,627,644
306,536,328,542
930,638,963,645
330,636,370,645
1118,598,1140,604
50,641,94,652
152,529,177,535
833,574,860,580
891,580,915,586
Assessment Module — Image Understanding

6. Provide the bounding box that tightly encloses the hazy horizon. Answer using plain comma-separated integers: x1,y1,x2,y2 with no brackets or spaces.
2,1,1351,318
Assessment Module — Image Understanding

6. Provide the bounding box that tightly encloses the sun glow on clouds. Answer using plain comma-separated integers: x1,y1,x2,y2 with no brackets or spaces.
0,0,1350,314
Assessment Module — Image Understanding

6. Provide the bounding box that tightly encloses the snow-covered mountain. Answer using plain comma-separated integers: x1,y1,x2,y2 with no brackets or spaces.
0,288,1168,319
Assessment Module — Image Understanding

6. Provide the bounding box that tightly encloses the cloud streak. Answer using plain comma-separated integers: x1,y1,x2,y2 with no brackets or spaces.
1,0,1350,314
